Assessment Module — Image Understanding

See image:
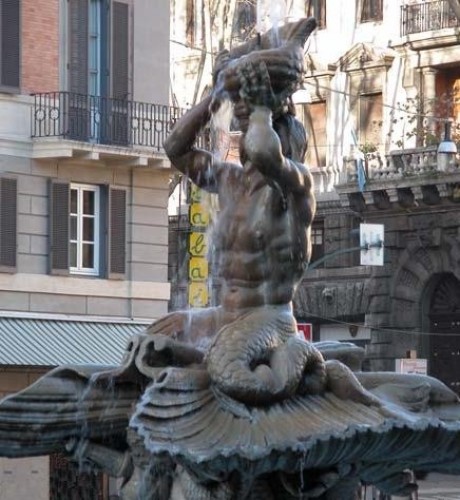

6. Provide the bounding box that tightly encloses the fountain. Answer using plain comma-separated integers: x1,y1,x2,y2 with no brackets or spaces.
2,16,460,500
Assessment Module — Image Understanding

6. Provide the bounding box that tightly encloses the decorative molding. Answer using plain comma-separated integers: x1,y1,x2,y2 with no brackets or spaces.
336,42,395,74
0,273,171,300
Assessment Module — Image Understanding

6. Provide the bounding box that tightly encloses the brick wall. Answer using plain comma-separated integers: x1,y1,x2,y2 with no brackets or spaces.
21,0,59,94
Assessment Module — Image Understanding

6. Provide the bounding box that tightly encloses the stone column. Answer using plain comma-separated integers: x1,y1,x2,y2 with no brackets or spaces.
422,67,438,144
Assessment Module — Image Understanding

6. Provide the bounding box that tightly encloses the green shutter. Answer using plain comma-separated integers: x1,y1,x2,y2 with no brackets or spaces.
68,0,89,140
49,181,70,275
108,188,126,278
69,0,88,94
112,1,129,100
0,177,17,270
1,0,20,90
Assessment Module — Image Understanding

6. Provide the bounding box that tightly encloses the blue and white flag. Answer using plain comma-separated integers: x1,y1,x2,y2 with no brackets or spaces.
357,156,366,192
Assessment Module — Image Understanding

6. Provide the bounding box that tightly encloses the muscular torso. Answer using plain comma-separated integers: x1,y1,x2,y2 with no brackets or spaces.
213,164,313,311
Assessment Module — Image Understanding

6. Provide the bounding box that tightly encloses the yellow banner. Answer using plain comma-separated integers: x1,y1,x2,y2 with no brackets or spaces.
189,256,208,281
190,183,203,203
189,232,208,257
189,203,210,228
188,282,209,307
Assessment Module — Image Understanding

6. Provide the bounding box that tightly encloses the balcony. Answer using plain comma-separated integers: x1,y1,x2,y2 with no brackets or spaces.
31,92,204,166
401,0,460,36
337,146,460,212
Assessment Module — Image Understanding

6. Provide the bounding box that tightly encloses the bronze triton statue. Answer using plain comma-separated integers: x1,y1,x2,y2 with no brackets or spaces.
2,17,460,500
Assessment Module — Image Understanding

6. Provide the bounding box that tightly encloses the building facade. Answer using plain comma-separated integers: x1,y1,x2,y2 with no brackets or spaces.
169,0,460,395
0,0,172,498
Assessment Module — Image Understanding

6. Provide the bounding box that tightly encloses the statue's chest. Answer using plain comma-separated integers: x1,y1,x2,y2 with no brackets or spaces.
217,186,285,251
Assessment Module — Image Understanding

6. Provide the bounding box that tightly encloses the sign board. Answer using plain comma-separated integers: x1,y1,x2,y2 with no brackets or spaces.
188,256,208,281
395,358,427,375
297,323,312,342
360,223,384,266
189,232,208,257
188,282,209,308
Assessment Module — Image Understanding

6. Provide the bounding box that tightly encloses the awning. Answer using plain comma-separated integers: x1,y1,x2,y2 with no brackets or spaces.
0,317,148,367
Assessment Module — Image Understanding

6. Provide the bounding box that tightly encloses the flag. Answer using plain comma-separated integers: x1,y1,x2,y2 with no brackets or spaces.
356,154,366,192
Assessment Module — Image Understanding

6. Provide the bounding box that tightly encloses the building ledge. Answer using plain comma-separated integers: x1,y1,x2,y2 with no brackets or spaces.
391,28,460,51
32,138,170,169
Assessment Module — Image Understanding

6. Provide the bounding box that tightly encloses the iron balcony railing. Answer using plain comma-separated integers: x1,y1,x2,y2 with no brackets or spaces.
31,92,208,153
401,0,460,36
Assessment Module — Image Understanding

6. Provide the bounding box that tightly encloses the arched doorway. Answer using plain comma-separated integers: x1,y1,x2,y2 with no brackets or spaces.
428,274,460,394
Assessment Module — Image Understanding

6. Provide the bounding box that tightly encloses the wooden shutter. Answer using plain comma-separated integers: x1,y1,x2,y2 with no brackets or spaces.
112,1,129,100
68,0,89,140
306,0,326,28
1,0,20,90
108,188,126,278
49,181,70,275
305,101,327,168
69,0,88,94
0,178,17,270
186,0,195,46
359,93,383,148
109,2,129,146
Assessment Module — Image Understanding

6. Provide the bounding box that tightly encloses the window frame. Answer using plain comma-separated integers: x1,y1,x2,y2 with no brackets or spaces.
69,183,101,276
360,0,383,23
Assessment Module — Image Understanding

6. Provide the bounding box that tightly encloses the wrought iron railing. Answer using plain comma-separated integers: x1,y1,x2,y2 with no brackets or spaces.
31,92,195,152
401,0,460,36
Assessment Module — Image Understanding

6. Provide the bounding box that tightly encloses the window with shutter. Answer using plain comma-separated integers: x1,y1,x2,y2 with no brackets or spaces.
232,0,256,44
304,101,327,168
0,0,20,92
67,0,130,143
360,0,383,23
359,93,383,150
306,0,326,29
0,177,17,271
186,0,195,46
49,182,126,278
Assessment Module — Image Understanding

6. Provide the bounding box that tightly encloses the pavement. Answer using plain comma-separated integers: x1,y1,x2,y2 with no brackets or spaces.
417,474,460,499
362,474,460,499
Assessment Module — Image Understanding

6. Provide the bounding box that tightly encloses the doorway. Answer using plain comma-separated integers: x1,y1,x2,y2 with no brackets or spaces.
428,274,460,394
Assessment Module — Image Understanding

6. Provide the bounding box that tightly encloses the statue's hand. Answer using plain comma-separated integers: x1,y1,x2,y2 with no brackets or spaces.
216,45,304,101
237,61,278,110
145,311,188,341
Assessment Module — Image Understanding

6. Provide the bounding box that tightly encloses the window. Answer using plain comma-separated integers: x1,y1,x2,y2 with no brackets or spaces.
0,0,20,92
70,184,100,275
304,100,327,168
69,0,128,98
360,0,383,23
50,182,126,278
68,0,129,144
310,224,324,267
186,0,196,46
359,93,383,151
232,0,256,44
306,0,326,29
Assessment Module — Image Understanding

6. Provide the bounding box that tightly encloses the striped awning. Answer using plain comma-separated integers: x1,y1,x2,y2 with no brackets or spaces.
0,317,147,366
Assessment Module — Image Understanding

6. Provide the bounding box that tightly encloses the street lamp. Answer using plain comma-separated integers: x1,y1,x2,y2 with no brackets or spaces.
437,119,457,172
